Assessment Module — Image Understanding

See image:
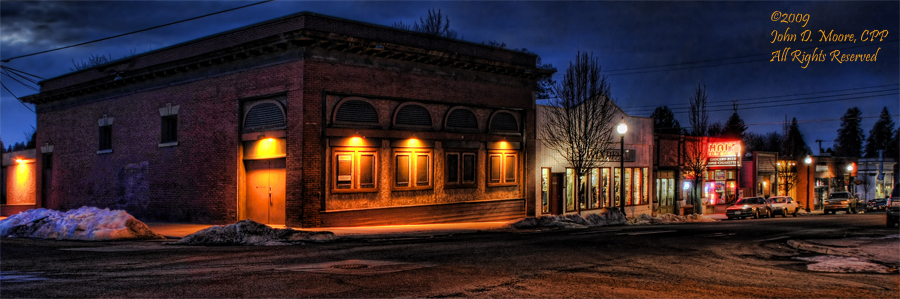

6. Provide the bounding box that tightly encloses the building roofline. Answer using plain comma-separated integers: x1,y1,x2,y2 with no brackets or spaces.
24,11,554,104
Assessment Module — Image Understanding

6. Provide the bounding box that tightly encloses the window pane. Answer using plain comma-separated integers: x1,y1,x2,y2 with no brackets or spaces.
336,154,353,189
416,154,429,186
566,169,575,211
446,153,459,184
633,168,641,205
590,168,599,209
99,126,112,150
462,154,475,183
490,155,501,183
613,168,621,207
359,154,375,188
601,168,610,207
643,168,649,205
161,115,177,143
541,168,550,213
626,168,633,205
396,154,410,186
504,154,516,183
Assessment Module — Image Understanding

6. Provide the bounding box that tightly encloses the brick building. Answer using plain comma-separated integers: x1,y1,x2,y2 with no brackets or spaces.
22,12,551,227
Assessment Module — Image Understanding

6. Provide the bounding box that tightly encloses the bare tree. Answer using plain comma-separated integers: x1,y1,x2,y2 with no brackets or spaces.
856,174,875,203
540,51,617,214
775,160,799,197
683,84,711,214
688,83,709,137
393,9,458,39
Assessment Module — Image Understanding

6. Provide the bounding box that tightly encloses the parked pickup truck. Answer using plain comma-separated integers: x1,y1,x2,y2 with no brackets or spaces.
887,184,899,227
823,191,860,214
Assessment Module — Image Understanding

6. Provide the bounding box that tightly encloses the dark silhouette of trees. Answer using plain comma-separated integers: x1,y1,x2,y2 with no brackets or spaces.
649,106,682,135
683,83,710,214
864,107,897,158
782,118,811,160
833,107,865,158
721,110,747,140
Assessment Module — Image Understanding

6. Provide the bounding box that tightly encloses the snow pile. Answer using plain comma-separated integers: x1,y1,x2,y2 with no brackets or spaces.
174,219,337,246
795,256,893,273
508,211,626,229
0,207,163,241
628,213,718,225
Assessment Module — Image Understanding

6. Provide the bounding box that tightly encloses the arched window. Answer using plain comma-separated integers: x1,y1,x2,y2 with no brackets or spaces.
444,107,479,130
334,98,379,125
489,111,519,133
243,100,285,133
394,103,432,127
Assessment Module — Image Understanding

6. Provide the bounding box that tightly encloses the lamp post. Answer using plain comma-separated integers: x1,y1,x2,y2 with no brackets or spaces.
617,119,628,217
846,163,854,193
805,156,812,212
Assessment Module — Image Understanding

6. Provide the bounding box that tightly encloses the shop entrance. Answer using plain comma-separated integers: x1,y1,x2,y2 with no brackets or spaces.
245,158,286,225
550,173,564,215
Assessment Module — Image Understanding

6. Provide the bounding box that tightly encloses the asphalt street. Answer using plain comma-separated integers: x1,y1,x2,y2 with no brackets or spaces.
1,212,898,298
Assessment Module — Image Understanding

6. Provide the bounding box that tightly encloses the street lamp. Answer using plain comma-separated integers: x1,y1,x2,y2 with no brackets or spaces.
846,163,854,194
804,156,812,212
617,119,627,217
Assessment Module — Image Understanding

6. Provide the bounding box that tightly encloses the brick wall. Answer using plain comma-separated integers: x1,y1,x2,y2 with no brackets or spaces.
35,59,304,223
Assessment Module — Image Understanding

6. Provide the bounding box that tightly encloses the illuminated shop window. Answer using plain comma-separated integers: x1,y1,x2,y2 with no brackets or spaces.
446,152,476,187
541,168,550,213
395,150,432,190
488,151,517,186
333,149,377,192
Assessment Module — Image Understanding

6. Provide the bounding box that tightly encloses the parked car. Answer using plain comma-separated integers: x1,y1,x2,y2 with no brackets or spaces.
887,184,899,227
866,198,887,212
823,191,860,214
767,196,800,217
725,197,771,219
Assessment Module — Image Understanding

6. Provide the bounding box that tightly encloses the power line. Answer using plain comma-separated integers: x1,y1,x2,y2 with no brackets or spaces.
620,84,898,110
0,82,36,114
1,65,43,80
628,90,897,115
604,39,898,76
0,0,276,63
1,70,39,91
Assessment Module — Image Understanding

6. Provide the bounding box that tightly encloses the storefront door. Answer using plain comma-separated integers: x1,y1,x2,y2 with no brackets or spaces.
245,158,286,225
550,173,564,215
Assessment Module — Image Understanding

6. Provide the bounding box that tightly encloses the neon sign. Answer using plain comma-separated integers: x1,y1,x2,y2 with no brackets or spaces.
707,141,741,157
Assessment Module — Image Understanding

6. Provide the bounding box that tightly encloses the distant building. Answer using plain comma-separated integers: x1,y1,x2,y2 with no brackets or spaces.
534,105,655,218
21,12,552,227
1,149,37,216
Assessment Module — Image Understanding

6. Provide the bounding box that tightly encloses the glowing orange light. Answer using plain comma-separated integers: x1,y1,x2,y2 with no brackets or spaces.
406,138,421,147
348,136,366,147
16,158,24,164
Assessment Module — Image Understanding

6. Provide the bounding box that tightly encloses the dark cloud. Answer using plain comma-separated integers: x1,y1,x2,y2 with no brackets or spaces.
1,1,896,149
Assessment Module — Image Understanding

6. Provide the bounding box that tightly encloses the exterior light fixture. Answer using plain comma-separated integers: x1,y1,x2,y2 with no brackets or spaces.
257,134,266,140
617,118,627,217
846,164,853,171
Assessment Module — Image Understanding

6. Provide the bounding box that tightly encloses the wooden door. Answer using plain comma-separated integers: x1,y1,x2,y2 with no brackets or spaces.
245,158,286,225
550,173,564,215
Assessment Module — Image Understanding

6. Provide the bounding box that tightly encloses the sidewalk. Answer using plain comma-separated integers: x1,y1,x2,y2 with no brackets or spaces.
146,221,515,239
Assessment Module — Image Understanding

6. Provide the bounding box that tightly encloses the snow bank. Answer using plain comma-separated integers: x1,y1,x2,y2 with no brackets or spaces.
174,219,337,246
509,211,717,229
795,256,892,273
508,210,627,229
0,207,163,241
628,213,718,225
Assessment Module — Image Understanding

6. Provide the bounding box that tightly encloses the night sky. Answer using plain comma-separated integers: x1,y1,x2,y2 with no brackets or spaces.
1,1,897,152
